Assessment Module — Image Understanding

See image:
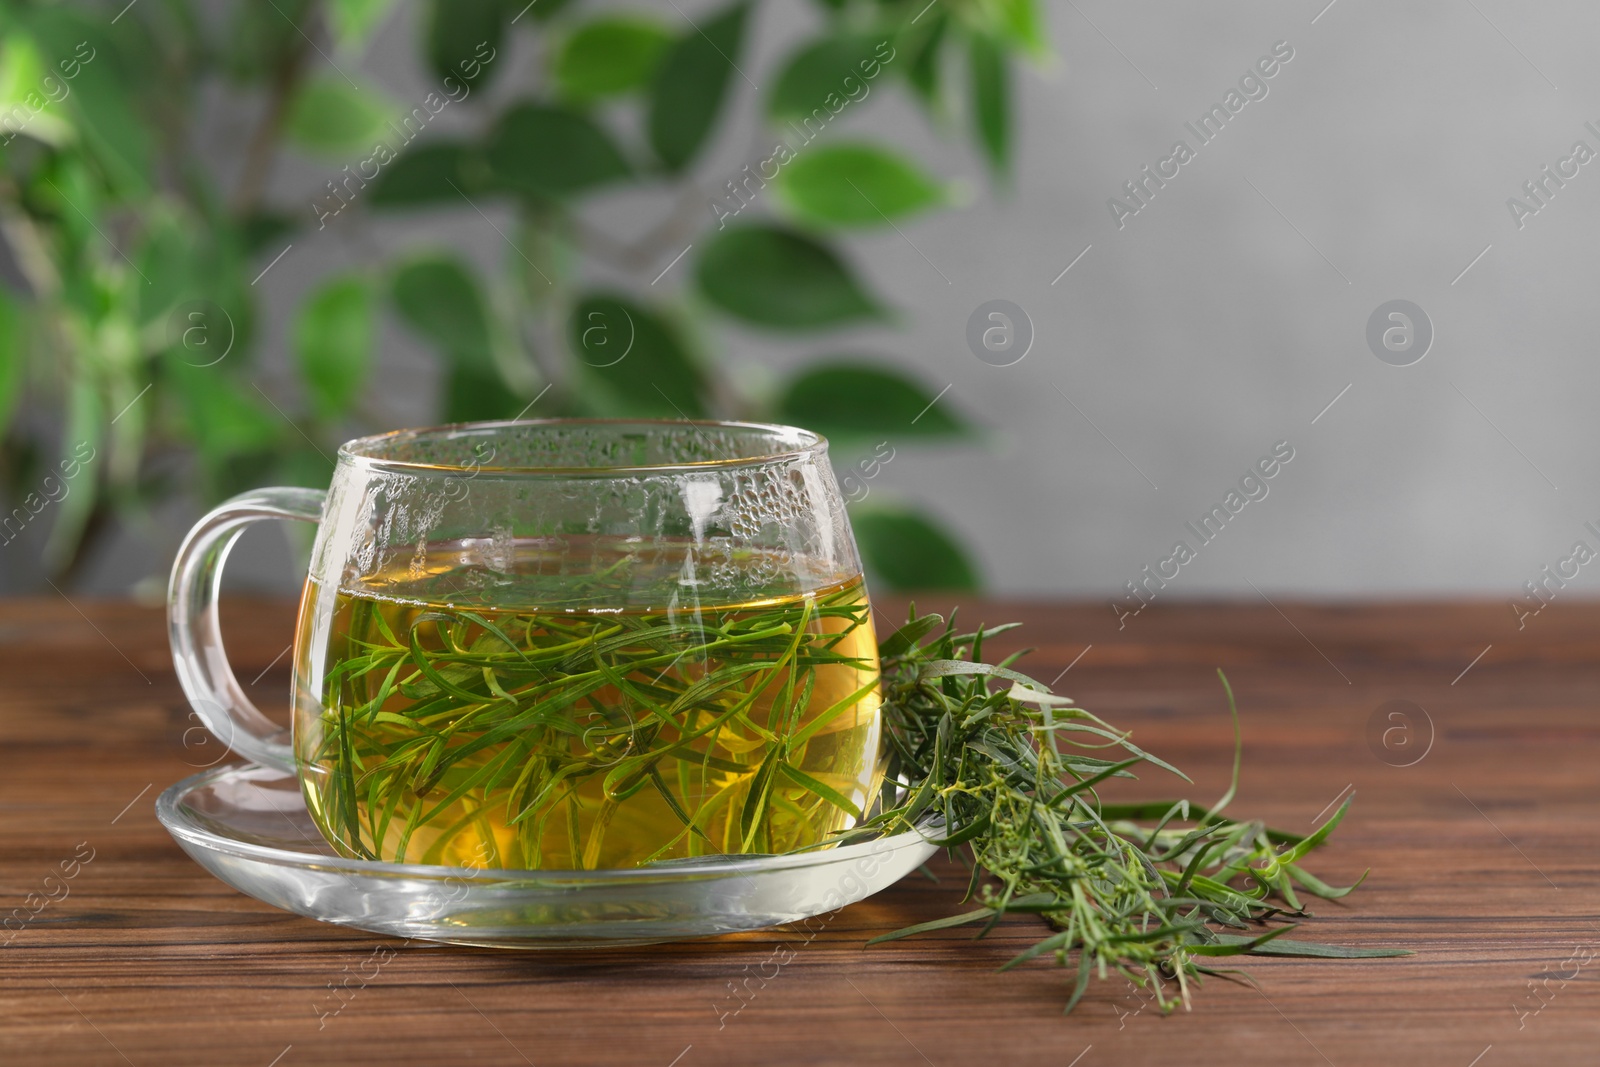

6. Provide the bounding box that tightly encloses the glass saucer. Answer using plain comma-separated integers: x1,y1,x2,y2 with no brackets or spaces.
156,764,938,949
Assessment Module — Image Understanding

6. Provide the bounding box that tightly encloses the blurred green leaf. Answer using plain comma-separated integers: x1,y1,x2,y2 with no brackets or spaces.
389,255,524,422
697,225,882,329
776,361,968,440
189,239,258,370
207,450,284,503
164,299,237,373
165,362,283,455
971,0,1050,59
368,142,487,208
40,374,103,573
136,218,196,327
569,293,707,417
853,504,979,592
391,255,493,366
968,33,1010,176
0,289,27,441
0,35,74,146
900,12,948,111
648,0,749,172
274,442,339,489
27,10,151,192
285,76,396,157
520,0,577,21
426,0,504,89
241,212,296,256
767,34,888,123
555,17,672,101
328,0,397,52
442,367,525,423
486,103,631,199
293,274,375,422
0,36,45,99
41,165,115,308
774,143,945,228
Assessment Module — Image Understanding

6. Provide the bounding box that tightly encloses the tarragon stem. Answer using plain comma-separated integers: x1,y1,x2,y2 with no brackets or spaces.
863,608,1407,1013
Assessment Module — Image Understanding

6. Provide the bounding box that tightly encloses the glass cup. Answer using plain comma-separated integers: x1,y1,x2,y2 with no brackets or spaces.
169,420,884,871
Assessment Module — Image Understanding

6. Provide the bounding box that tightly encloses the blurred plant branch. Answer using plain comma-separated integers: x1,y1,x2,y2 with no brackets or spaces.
0,0,1048,592
231,17,313,216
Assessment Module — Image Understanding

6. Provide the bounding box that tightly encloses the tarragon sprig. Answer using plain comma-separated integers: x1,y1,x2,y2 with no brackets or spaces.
857,608,1407,1013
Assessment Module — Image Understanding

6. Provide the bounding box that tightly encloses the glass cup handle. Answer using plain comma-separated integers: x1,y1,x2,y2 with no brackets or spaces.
167,487,327,773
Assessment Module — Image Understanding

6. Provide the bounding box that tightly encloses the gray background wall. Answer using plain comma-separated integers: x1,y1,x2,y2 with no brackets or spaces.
49,1,1600,608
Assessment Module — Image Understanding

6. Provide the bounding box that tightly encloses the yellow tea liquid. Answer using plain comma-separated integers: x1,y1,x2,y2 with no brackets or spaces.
291,544,882,869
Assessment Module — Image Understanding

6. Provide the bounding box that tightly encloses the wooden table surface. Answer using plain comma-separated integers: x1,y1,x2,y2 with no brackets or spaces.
2,594,1597,1066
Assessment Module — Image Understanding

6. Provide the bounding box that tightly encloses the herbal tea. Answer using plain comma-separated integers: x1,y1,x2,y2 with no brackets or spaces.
291,543,883,870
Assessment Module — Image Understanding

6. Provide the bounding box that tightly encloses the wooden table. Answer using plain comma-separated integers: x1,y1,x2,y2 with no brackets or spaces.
3,595,1596,1066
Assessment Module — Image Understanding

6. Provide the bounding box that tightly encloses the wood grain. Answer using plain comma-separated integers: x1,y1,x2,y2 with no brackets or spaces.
1,594,1596,1066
